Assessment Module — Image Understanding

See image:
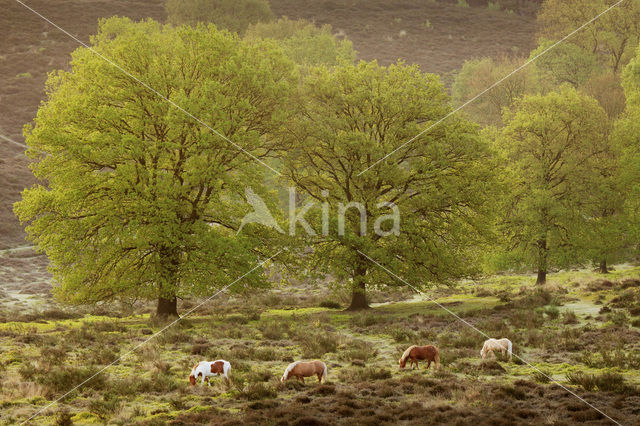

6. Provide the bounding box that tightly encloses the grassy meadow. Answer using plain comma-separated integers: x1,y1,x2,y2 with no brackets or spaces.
1,262,639,425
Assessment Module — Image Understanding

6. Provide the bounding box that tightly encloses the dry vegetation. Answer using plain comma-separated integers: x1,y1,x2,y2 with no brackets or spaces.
1,259,639,424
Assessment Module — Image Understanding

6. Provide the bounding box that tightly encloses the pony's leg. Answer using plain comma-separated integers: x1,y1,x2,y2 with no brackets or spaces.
426,360,431,370
301,377,305,384
317,373,322,383
415,360,419,370
205,377,210,386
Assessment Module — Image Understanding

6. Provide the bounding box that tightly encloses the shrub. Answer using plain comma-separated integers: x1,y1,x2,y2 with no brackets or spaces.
245,17,354,67
544,306,560,320
562,310,579,324
88,392,121,420
296,332,339,358
388,327,418,343
238,382,277,400
531,370,551,384
41,366,106,394
166,0,274,34
338,338,378,363
319,300,341,309
567,371,631,393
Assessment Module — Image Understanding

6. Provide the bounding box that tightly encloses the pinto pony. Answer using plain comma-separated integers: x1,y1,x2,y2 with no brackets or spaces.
480,338,512,360
188,360,231,386
399,345,440,370
281,360,327,383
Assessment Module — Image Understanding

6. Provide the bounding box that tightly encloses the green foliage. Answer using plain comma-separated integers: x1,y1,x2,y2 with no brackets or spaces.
494,87,612,279
537,0,640,73
245,17,355,67
165,0,274,34
14,18,297,312
451,56,542,126
529,40,599,88
283,60,494,306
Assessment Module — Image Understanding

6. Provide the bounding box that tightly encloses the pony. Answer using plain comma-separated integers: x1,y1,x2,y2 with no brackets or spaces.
281,360,327,383
399,345,440,370
188,360,231,386
480,338,512,360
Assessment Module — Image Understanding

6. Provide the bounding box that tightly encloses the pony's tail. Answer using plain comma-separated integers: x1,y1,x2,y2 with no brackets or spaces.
322,362,327,383
507,340,513,360
434,350,440,369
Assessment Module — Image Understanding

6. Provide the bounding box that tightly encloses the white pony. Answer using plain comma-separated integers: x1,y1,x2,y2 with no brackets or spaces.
188,360,231,386
480,338,512,360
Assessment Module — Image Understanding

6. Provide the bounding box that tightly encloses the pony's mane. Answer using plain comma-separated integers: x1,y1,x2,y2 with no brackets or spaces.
283,361,301,379
400,345,417,362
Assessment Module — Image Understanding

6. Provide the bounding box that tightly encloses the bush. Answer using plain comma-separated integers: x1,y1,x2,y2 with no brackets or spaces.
88,392,121,420
166,0,274,34
544,306,560,320
531,370,551,384
567,371,632,394
238,382,277,400
245,17,354,66
296,332,339,358
562,310,579,324
319,300,341,309
41,366,106,394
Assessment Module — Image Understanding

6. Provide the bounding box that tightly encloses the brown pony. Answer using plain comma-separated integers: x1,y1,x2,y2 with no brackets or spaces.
399,345,440,370
281,360,327,383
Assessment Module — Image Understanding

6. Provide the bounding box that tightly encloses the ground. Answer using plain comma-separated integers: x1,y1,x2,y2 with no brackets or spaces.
1,252,639,424
0,0,538,249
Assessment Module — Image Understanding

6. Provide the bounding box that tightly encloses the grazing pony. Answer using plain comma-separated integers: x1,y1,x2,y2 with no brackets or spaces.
188,360,231,386
281,360,327,383
399,345,440,370
480,338,512,360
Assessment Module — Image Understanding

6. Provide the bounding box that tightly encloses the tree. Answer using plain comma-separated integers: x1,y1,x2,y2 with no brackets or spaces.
14,18,297,316
244,17,355,68
537,0,640,73
612,45,640,247
165,0,274,35
452,56,542,126
283,61,493,309
495,87,611,284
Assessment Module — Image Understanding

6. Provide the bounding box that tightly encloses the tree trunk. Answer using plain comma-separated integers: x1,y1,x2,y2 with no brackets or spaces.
156,296,179,318
346,262,369,310
536,237,548,285
599,259,608,274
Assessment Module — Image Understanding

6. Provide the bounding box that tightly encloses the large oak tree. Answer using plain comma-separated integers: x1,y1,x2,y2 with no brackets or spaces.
283,61,493,309
14,18,297,316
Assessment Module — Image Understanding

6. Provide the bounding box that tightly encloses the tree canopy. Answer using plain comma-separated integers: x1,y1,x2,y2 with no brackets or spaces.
494,87,612,283
14,18,297,316
282,61,494,309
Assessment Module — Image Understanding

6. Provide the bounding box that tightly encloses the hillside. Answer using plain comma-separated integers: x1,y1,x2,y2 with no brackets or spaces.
0,0,537,249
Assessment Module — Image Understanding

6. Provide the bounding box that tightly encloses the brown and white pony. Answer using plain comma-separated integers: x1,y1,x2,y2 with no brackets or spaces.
480,338,512,360
399,345,440,370
188,360,231,386
281,360,327,383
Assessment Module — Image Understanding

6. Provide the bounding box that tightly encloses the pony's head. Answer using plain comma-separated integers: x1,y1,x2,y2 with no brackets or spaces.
398,356,408,368
280,372,288,383
188,363,199,386
480,345,488,359
398,345,415,368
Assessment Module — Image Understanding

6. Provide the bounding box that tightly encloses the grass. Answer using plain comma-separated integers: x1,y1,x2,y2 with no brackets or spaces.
2,267,640,424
